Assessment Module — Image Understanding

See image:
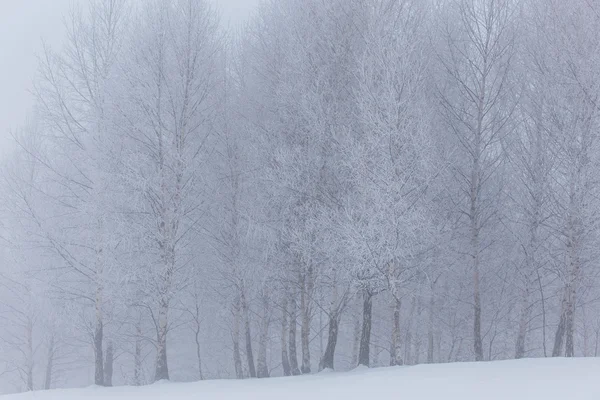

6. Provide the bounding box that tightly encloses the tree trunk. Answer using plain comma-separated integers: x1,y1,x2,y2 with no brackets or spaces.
405,297,416,365
553,236,580,358
353,308,361,365
194,326,204,380
281,295,291,376
155,298,169,381
390,297,403,366
44,335,54,390
26,316,34,391
94,240,105,386
473,244,484,361
517,195,541,360
427,287,435,364
319,309,324,359
515,286,530,359
536,268,548,357
552,295,567,357
232,297,244,379
94,297,104,386
155,195,176,382
583,305,589,357
242,290,256,378
565,237,579,358
415,337,422,365
256,289,270,378
372,347,379,366
565,288,575,357
471,104,484,362
288,295,301,375
319,313,340,371
300,269,312,374
104,340,114,387
134,320,143,386
358,291,373,367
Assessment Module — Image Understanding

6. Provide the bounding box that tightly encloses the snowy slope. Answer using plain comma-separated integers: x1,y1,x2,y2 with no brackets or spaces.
4,358,600,400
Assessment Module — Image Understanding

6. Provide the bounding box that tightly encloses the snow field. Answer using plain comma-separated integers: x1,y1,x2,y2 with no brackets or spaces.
4,358,600,400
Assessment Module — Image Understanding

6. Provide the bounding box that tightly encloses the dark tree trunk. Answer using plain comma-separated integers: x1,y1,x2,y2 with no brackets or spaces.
256,289,270,378
515,290,529,359
405,297,416,364
553,313,566,357
300,269,312,374
134,319,143,386
104,341,114,387
427,289,435,363
94,319,104,386
155,300,169,381
288,295,301,375
281,296,291,376
553,290,568,357
390,297,402,366
473,261,483,361
242,292,256,378
352,310,360,365
319,313,340,371
565,249,579,358
358,291,373,367
471,201,483,362
565,295,575,357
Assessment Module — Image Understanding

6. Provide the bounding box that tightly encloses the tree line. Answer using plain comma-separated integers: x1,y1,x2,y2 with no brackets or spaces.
1,0,600,393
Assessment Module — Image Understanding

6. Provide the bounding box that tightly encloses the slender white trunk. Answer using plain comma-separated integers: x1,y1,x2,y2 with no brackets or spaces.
44,334,55,390
26,315,34,391
232,296,244,379
94,268,104,386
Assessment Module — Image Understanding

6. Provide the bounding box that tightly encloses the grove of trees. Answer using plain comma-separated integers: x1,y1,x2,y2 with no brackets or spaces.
2,0,600,393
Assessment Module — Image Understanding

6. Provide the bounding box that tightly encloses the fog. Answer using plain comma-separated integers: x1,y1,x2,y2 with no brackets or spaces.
1,0,599,396
0,0,256,157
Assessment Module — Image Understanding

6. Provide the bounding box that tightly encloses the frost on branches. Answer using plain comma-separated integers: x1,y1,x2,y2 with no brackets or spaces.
1,0,600,393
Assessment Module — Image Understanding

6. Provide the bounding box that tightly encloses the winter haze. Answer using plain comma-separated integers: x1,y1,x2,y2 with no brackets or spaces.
0,0,256,158
0,0,599,397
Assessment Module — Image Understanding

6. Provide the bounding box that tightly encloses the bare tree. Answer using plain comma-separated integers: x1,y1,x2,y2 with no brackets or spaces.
437,0,519,361
117,0,222,381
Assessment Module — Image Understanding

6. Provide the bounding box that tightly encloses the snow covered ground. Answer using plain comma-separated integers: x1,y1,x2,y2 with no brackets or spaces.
4,358,600,400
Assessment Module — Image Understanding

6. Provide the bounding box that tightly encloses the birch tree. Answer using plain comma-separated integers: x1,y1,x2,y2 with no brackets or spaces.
30,0,128,385
437,0,519,361
529,0,600,358
117,0,223,381
347,0,436,367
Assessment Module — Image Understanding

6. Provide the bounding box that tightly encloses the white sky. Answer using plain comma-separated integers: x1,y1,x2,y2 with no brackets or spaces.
0,0,258,158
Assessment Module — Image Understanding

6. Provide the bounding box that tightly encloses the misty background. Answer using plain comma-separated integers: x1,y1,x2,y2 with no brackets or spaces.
1,0,600,397
0,0,257,157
